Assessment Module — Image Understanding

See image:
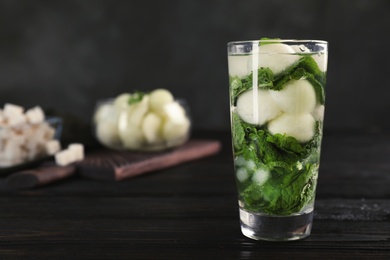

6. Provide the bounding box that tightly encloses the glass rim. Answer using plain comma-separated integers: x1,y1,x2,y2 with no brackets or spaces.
228,39,328,45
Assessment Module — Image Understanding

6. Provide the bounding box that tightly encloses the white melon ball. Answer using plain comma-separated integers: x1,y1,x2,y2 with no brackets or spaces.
114,93,131,109
142,112,163,144
228,55,252,78
162,101,188,124
268,113,315,143
312,104,325,121
125,96,149,127
94,102,116,124
248,43,300,75
236,89,281,125
119,125,145,149
269,79,316,115
313,52,328,72
96,120,121,148
117,101,148,149
149,89,174,112
162,117,190,143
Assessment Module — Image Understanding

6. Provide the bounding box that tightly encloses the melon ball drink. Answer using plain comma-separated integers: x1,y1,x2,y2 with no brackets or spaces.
228,39,328,241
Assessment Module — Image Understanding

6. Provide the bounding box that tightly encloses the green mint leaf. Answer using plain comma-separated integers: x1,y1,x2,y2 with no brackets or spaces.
297,55,327,86
272,67,306,91
266,133,305,155
230,68,274,104
258,67,274,88
298,55,322,78
240,162,317,215
306,73,325,104
230,75,251,105
303,121,323,162
259,37,281,46
232,117,322,215
240,68,274,90
128,91,145,105
271,64,325,104
232,113,245,151
229,76,243,104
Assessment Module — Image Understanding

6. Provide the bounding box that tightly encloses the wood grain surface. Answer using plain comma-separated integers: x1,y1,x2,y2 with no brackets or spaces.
77,139,222,181
0,131,389,259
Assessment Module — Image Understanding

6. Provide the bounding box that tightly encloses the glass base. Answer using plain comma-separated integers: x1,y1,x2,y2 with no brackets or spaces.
239,208,313,241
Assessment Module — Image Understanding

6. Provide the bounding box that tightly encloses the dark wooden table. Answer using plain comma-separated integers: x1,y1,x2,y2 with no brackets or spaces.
0,130,389,259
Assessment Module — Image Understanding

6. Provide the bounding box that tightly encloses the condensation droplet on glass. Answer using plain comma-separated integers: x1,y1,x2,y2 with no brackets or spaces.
299,46,306,52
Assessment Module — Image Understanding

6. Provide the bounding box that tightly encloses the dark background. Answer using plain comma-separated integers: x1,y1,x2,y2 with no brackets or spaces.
1,0,389,142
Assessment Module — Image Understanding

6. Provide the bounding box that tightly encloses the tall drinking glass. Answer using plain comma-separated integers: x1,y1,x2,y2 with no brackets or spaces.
228,39,328,241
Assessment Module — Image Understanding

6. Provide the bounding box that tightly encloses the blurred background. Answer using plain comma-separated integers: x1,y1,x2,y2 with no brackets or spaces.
0,0,389,143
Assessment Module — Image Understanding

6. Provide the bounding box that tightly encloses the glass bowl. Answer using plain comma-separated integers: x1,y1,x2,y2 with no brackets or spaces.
93,98,191,151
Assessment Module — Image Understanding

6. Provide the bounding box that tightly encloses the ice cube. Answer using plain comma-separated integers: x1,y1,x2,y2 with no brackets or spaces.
235,156,246,167
236,167,249,182
252,169,269,185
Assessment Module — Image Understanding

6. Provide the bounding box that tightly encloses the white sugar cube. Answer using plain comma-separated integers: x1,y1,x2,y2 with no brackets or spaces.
11,134,26,146
3,141,23,164
45,139,61,155
55,149,76,166
68,143,84,161
0,159,13,167
7,113,26,126
17,123,33,138
24,136,38,152
26,106,45,124
0,128,11,139
4,103,24,118
0,109,5,124
26,148,38,160
33,123,55,143
44,124,56,140
37,123,56,141
3,103,26,126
